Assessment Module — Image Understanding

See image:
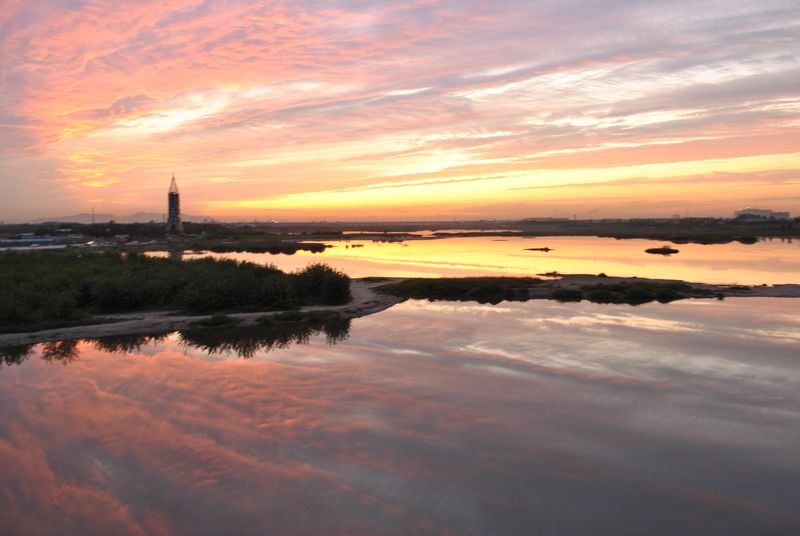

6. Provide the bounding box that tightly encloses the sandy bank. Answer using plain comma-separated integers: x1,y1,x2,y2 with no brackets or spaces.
0,279,405,348
2,276,799,348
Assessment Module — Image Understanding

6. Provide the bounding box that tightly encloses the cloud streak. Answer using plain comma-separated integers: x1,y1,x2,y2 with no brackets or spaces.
0,0,798,219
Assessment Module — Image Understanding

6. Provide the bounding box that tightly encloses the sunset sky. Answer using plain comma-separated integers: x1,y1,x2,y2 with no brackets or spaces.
1,0,798,221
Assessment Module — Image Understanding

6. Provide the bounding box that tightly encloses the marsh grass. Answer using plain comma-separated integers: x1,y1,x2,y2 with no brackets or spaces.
376,277,544,304
0,251,350,333
377,277,718,306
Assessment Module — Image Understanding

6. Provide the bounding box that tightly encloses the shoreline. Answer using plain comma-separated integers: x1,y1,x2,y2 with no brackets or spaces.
2,275,799,348
0,279,405,348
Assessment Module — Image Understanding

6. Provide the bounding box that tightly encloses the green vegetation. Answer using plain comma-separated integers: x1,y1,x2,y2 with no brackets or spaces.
552,288,583,302
0,251,350,333
375,276,720,306
512,217,796,244
376,277,544,304
174,223,334,254
0,221,333,254
579,281,714,305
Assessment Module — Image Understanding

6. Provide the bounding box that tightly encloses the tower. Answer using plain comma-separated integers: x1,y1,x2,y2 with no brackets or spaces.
166,174,184,235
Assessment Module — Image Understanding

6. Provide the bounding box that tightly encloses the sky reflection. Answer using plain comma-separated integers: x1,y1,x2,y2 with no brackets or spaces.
168,235,800,284
0,298,798,534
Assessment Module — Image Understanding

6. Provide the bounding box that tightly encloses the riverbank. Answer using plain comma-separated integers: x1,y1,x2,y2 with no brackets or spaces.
0,252,351,334
2,275,799,348
0,279,405,347
375,274,800,304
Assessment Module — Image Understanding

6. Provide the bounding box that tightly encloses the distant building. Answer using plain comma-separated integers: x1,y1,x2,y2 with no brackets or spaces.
734,208,790,220
166,174,184,235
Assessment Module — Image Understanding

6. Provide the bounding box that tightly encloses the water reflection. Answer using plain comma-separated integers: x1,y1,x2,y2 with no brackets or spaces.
0,299,798,534
91,332,170,354
178,318,350,358
151,235,800,284
0,319,351,365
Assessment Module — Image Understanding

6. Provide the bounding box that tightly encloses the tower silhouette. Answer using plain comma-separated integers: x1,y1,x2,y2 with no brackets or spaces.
166,174,184,235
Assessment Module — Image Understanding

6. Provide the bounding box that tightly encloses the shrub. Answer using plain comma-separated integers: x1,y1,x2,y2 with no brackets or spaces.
622,287,657,305
376,277,542,303
587,289,619,303
552,288,583,302
0,251,350,333
293,264,351,305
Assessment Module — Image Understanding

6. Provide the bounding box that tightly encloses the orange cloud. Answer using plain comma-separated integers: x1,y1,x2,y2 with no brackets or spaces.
0,1,798,219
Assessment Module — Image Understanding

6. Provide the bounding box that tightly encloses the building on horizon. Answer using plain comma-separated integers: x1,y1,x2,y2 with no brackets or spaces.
166,174,184,235
734,208,790,220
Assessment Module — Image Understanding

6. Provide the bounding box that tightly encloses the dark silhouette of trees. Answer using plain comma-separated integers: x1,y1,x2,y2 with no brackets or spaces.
0,251,350,332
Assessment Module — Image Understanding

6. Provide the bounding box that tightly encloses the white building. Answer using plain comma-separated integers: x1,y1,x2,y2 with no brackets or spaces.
734,208,790,220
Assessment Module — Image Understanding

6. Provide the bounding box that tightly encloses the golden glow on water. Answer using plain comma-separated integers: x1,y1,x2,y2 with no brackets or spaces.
173,236,800,285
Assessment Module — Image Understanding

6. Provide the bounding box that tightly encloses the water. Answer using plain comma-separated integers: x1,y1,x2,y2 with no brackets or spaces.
1,298,798,534
156,235,800,284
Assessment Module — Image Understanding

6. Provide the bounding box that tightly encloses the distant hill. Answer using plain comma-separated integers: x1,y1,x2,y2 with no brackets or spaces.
117,212,166,224
34,213,115,224
32,212,210,224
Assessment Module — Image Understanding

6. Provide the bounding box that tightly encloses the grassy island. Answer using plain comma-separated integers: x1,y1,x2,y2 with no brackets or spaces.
375,277,546,304
376,276,722,306
0,251,350,333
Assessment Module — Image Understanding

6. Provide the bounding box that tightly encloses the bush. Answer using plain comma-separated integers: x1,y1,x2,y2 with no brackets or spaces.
376,277,542,303
293,264,351,305
623,287,657,305
587,289,619,303
0,251,350,332
552,288,583,302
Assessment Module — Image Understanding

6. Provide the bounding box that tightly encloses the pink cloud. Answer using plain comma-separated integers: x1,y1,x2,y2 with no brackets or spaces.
0,1,798,219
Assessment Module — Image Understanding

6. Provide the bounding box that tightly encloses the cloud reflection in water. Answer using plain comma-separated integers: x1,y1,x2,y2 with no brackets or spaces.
0,298,798,534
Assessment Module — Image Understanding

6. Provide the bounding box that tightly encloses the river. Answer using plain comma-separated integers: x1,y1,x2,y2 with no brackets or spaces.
155,235,800,285
1,297,798,534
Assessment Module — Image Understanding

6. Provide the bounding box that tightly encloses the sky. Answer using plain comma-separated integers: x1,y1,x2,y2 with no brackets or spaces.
1,0,799,221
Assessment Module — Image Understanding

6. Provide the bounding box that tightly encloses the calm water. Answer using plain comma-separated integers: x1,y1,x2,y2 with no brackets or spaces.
1,298,798,534
162,235,800,284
